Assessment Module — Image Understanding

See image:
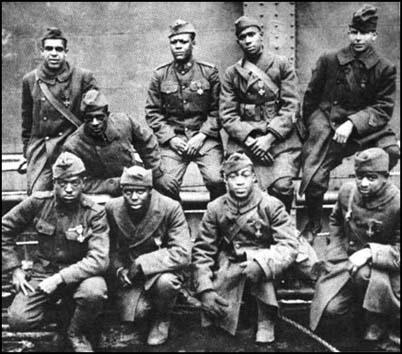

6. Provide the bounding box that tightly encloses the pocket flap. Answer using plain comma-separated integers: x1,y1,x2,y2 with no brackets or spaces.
161,82,179,94
35,219,55,236
189,80,210,91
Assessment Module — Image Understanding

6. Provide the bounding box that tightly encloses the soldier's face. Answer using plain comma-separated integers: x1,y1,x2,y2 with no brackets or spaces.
54,176,84,204
348,28,377,53
237,27,264,56
225,166,256,200
122,186,152,211
356,171,387,197
170,33,194,62
41,39,68,70
84,111,108,136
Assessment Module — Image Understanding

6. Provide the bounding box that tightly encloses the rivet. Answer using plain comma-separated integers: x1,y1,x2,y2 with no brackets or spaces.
290,24,294,28
290,46,294,49
275,35,279,39
290,13,294,16
275,46,279,50
274,13,278,17
260,14,264,18
275,24,278,28
259,2,264,6
244,3,248,6
290,35,294,39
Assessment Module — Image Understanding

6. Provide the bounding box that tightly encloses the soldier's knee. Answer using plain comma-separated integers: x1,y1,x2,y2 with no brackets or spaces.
74,276,108,303
135,295,152,321
383,145,400,170
324,298,348,318
8,307,41,331
154,273,181,297
271,177,294,196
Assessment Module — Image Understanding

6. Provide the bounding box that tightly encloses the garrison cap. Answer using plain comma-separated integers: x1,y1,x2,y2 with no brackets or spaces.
350,4,378,32
222,152,254,175
354,148,389,173
234,16,262,36
120,166,153,187
80,89,108,114
168,19,196,38
53,152,86,179
41,27,67,46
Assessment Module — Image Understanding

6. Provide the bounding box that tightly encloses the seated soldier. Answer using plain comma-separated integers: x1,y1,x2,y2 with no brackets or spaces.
105,166,192,346
192,152,317,343
63,89,179,199
2,152,110,352
310,148,400,346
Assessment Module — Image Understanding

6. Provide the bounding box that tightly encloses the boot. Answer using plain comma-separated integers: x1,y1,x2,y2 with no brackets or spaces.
363,312,386,341
302,193,324,244
255,300,275,344
147,314,171,346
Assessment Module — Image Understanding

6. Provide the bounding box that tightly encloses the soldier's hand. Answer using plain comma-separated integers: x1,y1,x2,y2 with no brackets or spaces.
349,248,372,275
37,274,63,294
185,133,207,157
333,120,354,144
117,268,132,288
247,134,275,159
12,268,35,296
201,290,229,318
169,137,188,156
153,172,180,200
128,261,143,281
240,260,264,283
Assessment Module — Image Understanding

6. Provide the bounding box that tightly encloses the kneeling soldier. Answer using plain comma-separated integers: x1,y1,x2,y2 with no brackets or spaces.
3,152,110,352
310,148,400,345
106,166,192,346
192,153,316,343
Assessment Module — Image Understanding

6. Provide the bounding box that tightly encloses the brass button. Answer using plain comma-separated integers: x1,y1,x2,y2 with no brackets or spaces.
45,136,50,141
58,132,63,136
43,116,48,121
333,100,338,105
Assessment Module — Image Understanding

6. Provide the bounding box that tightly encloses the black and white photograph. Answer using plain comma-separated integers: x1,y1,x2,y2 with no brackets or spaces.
2,2,400,352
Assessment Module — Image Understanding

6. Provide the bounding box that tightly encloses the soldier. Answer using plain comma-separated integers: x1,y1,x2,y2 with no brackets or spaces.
106,166,192,346
21,27,98,195
310,148,400,345
145,19,226,201
2,152,110,352
220,16,302,213
192,153,317,343
63,89,179,199
299,5,400,243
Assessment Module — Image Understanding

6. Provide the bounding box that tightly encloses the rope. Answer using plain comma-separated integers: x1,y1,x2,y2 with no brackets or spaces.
279,314,340,353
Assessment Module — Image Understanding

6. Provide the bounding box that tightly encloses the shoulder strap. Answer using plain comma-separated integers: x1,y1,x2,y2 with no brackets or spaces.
345,184,356,222
35,70,81,128
242,59,279,96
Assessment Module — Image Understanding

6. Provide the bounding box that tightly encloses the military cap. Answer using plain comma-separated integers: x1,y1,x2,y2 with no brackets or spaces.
222,152,254,175
80,89,108,114
350,4,378,32
53,152,86,179
41,27,67,47
120,166,153,187
354,147,389,173
168,19,196,38
234,16,262,36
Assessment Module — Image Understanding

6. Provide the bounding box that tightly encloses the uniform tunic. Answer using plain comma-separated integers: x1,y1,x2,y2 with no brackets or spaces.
63,113,161,196
106,190,192,321
300,45,399,195
220,51,302,189
192,186,299,335
22,62,97,194
310,181,400,330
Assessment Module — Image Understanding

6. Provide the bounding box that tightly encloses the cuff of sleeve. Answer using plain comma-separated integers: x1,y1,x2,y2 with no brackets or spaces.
152,166,163,179
160,132,177,145
199,126,218,139
267,126,283,141
58,269,72,284
252,254,273,280
348,111,370,136
196,277,214,294
367,242,395,269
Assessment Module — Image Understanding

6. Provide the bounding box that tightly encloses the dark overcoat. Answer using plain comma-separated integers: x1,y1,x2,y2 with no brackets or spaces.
300,45,398,194
310,181,400,330
22,62,97,193
105,190,192,321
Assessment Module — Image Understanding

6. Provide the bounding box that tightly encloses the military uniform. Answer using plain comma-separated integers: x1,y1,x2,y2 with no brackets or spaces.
3,191,110,331
63,113,162,196
145,20,225,201
220,33,301,211
22,60,97,194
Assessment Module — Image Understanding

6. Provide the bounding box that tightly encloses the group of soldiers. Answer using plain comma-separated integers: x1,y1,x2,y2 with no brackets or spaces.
2,4,400,352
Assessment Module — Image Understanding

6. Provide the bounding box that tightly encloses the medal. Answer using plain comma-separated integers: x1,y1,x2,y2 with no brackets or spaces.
257,81,265,96
196,82,204,95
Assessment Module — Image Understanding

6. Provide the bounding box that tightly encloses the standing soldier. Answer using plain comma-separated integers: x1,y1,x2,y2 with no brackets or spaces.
145,19,226,201
63,89,179,199
3,152,110,352
22,27,98,195
192,153,317,343
220,16,302,213
106,166,192,346
299,5,400,243
310,148,400,346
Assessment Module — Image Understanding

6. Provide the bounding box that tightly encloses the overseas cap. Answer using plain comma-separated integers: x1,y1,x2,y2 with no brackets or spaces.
120,166,153,187
169,19,196,38
234,16,262,36
41,27,67,46
53,152,85,179
354,148,389,173
222,152,254,175
80,89,108,114
350,4,378,32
